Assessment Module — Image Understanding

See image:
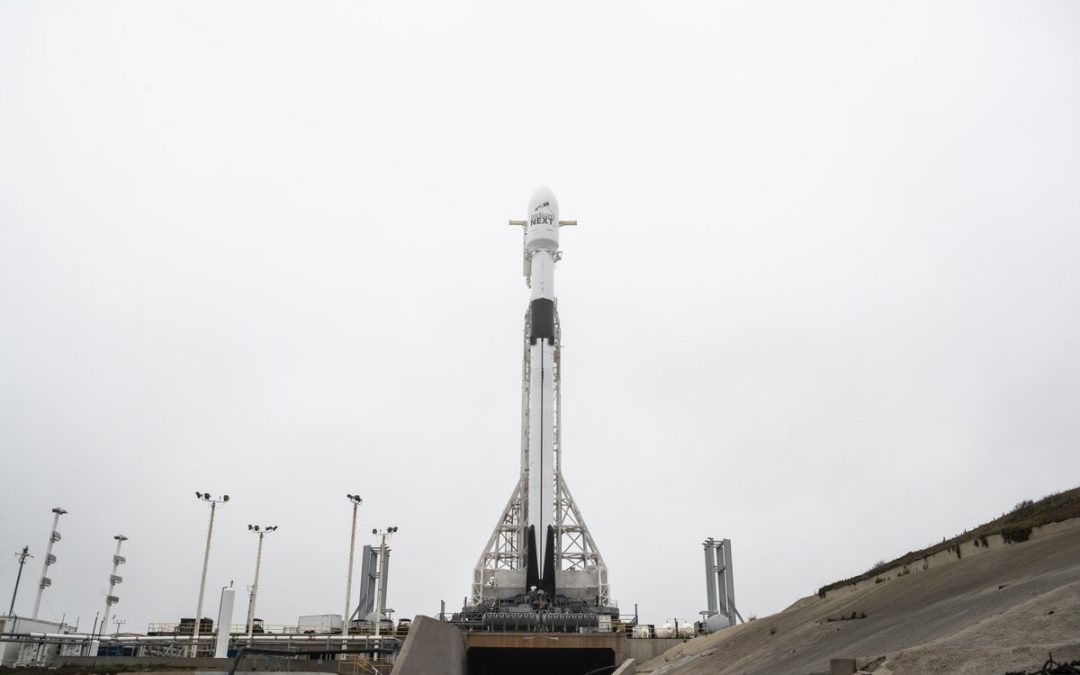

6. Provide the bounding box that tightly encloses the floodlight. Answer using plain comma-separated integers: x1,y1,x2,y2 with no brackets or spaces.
223,495,230,502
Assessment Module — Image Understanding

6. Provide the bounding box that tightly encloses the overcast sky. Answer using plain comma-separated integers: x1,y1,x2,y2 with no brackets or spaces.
2,0,1079,634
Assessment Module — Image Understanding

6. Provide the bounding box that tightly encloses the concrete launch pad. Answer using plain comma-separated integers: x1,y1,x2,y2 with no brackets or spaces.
394,616,633,675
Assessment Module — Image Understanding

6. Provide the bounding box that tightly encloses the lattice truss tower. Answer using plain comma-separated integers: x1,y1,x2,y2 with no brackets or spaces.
471,304,610,607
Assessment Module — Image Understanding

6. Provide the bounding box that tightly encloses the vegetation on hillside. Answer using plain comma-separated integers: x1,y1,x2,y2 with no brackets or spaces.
818,486,1080,598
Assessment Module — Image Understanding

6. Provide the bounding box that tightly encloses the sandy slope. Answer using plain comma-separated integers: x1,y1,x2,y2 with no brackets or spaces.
638,520,1080,675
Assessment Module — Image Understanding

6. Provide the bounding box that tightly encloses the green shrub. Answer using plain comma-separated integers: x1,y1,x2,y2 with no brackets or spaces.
1001,525,1032,543
1012,499,1035,515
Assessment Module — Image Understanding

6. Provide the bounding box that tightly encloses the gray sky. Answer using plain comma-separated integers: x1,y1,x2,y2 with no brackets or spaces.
2,0,1079,632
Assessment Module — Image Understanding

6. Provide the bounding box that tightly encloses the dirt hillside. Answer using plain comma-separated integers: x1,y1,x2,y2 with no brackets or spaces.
638,519,1080,675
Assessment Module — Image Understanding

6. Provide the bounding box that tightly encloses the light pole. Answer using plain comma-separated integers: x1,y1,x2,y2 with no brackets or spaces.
371,526,397,637
100,535,128,643
245,525,276,638
32,507,67,619
112,617,126,637
342,494,362,637
8,546,32,615
192,492,229,657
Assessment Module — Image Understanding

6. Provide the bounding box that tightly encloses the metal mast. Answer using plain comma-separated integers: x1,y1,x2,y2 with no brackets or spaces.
32,507,67,619
372,526,397,637
470,187,611,610
191,492,228,657
342,494,362,638
245,525,276,638
100,535,128,640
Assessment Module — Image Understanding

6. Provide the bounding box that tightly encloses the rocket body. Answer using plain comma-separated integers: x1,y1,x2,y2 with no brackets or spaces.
468,188,612,610
524,187,559,574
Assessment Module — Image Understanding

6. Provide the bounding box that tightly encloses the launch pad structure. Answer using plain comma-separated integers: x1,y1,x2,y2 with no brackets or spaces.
456,188,618,632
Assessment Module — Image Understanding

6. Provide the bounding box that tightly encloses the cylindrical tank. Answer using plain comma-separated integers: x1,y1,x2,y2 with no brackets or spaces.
631,625,652,639
655,623,674,639
677,621,696,638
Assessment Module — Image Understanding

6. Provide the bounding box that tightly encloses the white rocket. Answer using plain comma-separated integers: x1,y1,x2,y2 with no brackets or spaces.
522,186,560,585
470,187,611,609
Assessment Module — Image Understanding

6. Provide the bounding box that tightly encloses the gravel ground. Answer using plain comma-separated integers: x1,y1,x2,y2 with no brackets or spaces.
638,520,1080,675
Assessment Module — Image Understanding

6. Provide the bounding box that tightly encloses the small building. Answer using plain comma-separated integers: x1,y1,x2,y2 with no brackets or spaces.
0,615,76,667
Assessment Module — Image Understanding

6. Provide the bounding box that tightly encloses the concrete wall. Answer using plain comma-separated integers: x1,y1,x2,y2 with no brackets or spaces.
626,639,685,665
87,672,333,675
55,656,343,672
464,629,625,664
393,615,466,675
612,659,636,674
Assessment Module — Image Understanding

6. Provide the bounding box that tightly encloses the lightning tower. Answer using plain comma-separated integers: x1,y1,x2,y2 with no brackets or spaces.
461,187,616,629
